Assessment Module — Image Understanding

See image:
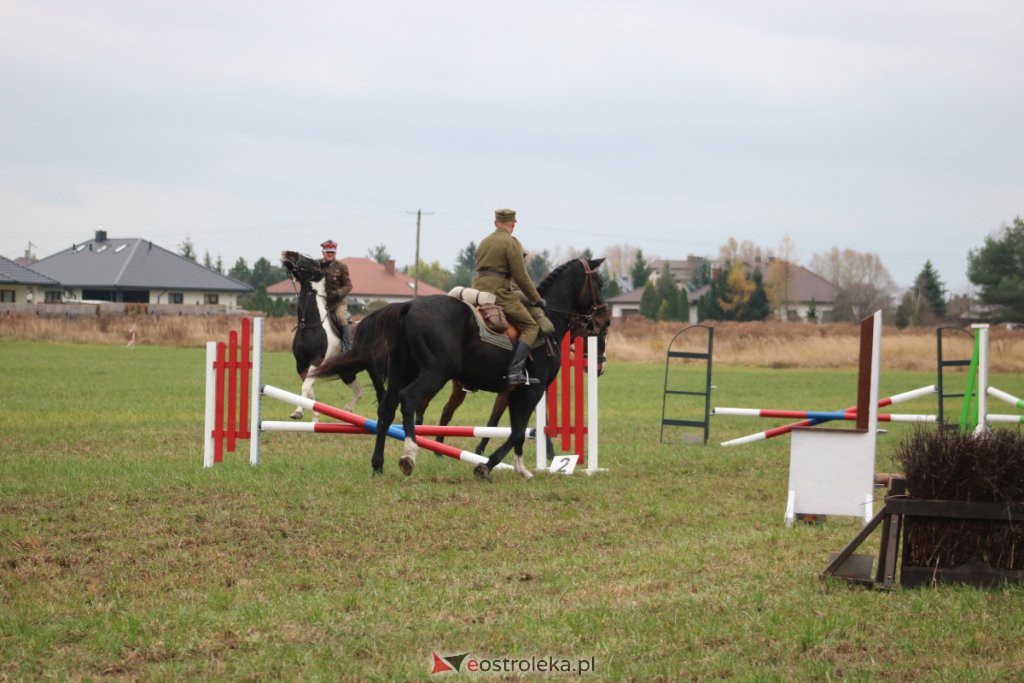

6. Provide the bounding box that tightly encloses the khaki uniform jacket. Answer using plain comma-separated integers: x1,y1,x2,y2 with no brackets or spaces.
472,228,542,346
322,260,352,313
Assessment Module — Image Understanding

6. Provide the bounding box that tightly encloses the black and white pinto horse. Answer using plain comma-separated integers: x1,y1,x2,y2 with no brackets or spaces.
314,258,610,479
280,251,367,421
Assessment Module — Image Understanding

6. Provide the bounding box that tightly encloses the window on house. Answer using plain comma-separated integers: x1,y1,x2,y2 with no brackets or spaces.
44,291,62,303
204,293,219,305
169,292,184,304
0,290,14,303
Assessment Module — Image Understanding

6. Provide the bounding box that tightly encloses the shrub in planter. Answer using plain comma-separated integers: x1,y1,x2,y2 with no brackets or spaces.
895,427,1024,582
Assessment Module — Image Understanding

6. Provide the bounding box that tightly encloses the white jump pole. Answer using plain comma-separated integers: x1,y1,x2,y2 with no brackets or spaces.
586,335,601,474
973,323,989,435
248,316,265,466
535,392,547,470
202,341,217,468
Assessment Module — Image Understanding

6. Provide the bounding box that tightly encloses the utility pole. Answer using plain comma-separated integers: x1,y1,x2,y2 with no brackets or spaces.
406,209,433,296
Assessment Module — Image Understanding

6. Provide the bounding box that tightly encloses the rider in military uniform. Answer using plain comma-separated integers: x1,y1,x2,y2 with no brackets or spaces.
319,239,354,351
472,209,546,386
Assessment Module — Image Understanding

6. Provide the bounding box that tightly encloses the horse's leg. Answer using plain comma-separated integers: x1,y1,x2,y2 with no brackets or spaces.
435,381,468,446
476,389,537,481
340,368,364,412
474,389,509,455
397,372,449,476
291,369,311,420
372,382,401,475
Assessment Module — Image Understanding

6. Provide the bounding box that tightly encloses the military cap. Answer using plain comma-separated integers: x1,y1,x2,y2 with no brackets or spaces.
320,240,338,252
494,208,517,222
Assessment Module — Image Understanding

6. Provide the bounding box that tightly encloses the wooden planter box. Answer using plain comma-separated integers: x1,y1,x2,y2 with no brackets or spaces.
823,479,1024,589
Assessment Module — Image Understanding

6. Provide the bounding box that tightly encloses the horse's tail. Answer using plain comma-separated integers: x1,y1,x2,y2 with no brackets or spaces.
311,303,407,380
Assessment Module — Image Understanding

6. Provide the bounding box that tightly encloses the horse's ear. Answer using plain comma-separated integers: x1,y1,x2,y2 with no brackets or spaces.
589,257,606,269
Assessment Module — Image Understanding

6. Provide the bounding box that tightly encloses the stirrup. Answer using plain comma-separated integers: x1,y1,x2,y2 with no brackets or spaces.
505,370,540,386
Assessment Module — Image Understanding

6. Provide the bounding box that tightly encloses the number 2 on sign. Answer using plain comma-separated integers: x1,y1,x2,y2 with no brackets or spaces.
549,455,578,474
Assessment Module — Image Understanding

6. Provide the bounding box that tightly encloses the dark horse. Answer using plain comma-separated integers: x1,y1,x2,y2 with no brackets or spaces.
315,258,610,479
280,251,379,419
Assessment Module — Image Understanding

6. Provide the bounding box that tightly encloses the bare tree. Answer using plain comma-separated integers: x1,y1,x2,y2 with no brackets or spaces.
601,243,638,282
810,247,896,321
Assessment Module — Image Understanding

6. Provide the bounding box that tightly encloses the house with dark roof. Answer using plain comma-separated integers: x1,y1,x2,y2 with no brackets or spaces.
759,260,838,322
29,230,251,309
0,255,61,303
607,284,708,324
267,257,446,305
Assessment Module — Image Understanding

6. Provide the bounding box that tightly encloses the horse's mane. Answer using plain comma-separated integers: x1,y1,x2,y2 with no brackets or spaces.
538,258,604,294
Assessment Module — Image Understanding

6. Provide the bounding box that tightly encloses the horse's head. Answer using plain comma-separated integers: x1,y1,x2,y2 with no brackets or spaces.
280,251,325,286
566,258,611,376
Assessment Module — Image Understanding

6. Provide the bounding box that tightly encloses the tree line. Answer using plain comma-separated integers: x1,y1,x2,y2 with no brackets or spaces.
179,215,1024,324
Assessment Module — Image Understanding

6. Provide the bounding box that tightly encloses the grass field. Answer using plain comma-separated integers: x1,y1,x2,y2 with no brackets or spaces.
2,339,1024,680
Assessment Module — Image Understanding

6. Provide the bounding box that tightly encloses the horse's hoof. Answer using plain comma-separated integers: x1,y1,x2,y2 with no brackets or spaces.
289,410,302,420
399,456,414,476
474,464,491,480
372,468,384,477
520,469,535,481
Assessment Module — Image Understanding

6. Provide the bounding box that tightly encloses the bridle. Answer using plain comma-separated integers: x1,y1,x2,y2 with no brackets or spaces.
546,258,609,363
284,256,328,331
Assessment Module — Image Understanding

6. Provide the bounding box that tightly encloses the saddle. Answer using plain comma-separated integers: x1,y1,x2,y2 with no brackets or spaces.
448,286,553,352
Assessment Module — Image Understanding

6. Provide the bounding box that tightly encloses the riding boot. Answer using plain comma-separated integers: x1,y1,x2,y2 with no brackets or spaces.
341,324,353,353
504,342,532,386
328,310,342,337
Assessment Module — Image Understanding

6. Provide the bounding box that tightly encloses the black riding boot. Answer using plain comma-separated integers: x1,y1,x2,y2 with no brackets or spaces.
341,324,353,353
504,342,532,386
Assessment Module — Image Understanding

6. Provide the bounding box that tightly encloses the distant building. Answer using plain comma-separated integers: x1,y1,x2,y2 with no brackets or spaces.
0,255,60,304
648,255,708,288
758,260,838,322
267,257,447,306
28,229,251,309
607,284,708,324
607,254,837,324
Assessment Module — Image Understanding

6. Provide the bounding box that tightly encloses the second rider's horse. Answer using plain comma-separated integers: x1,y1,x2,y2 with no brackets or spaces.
280,251,367,420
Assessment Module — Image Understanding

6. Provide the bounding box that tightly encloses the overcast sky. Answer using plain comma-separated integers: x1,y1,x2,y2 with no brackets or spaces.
2,0,1021,293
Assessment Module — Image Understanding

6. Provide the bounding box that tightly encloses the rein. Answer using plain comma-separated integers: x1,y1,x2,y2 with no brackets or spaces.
541,258,609,361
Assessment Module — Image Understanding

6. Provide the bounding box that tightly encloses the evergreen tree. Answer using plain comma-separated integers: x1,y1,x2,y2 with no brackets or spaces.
639,282,660,319
656,299,670,321
178,235,197,262
250,257,286,289
630,250,654,290
915,260,947,321
678,288,690,323
450,241,477,288
895,291,914,328
598,264,620,298
967,217,1024,321
689,260,711,289
203,250,213,269
229,257,251,284
700,264,729,321
527,250,552,283
738,268,770,321
215,255,224,274
654,263,681,320
806,298,818,322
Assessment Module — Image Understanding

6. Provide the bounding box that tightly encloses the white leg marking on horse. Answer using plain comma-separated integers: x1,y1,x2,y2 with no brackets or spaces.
301,371,318,423
514,454,534,480
343,379,363,412
399,437,418,476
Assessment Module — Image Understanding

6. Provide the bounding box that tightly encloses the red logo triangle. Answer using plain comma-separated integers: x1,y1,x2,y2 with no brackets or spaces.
431,652,455,674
